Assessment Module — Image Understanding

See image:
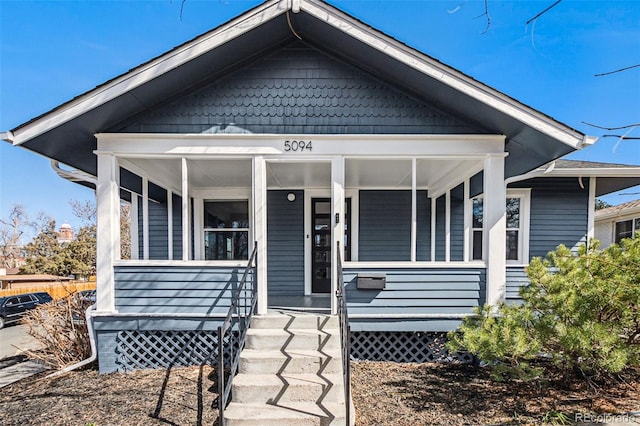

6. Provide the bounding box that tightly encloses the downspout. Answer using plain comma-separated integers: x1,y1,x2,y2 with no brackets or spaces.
47,303,97,377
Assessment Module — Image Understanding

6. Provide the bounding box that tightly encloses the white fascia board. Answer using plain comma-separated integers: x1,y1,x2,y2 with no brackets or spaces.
96,133,506,157
302,0,589,150
11,0,286,146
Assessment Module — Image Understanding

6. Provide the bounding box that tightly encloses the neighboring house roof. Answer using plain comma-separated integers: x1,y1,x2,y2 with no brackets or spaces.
1,0,593,181
595,199,640,221
514,159,640,196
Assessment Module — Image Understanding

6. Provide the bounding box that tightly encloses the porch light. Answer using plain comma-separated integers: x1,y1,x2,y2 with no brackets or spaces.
287,192,296,202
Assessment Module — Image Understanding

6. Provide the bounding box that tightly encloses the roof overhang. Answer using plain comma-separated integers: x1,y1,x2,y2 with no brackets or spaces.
506,160,640,196
3,0,593,179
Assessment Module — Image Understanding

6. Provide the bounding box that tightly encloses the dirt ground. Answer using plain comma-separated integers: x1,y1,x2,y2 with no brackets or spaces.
0,359,638,425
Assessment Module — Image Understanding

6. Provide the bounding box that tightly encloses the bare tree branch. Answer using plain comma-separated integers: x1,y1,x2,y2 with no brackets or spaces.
601,135,640,140
582,121,640,131
595,64,640,77
526,0,563,25
474,0,491,34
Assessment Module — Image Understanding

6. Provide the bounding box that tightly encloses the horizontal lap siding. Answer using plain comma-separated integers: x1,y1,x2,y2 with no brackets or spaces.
511,178,588,260
450,184,465,261
359,191,411,261
267,190,304,296
148,200,169,260
343,268,486,317
435,196,446,261
172,193,182,260
114,266,250,314
506,266,529,304
416,191,431,261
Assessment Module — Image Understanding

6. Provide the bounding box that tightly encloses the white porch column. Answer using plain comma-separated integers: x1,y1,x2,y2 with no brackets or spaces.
587,177,596,242
484,155,506,307
430,197,436,261
167,189,173,260
130,193,139,260
331,156,345,315
411,158,417,262
445,190,451,262
96,153,120,313
142,178,149,260
253,156,268,314
181,158,189,261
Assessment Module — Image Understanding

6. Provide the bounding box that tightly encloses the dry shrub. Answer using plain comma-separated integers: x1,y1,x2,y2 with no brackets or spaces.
21,287,93,369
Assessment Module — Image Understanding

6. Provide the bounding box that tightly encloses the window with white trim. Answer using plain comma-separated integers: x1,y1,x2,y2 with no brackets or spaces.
471,190,530,263
203,200,249,260
615,217,640,243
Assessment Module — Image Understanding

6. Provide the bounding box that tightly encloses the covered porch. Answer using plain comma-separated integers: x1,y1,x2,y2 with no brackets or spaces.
95,133,508,319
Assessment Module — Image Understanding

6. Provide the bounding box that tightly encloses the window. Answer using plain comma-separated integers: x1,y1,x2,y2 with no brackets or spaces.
203,200,249,260
471,190,529,263
615,217,640,243
472,198,483,261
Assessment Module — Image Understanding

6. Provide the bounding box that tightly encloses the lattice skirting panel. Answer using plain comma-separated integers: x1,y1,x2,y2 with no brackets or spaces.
114,330,238,371
350,331,475,363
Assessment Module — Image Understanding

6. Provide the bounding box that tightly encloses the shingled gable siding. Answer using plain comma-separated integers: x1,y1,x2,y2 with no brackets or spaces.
114,265,248,315
113,41,484,135
267,190,305,297
344,268,486,332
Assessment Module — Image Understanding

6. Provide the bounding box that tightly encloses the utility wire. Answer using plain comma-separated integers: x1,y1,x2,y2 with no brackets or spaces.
526,0,562,25
583,121,640,131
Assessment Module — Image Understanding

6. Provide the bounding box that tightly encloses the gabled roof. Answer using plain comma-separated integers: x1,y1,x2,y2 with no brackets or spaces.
595,199,640,221
2,0,594,179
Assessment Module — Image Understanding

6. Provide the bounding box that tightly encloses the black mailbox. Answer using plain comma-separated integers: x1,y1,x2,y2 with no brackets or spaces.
356,274,386,290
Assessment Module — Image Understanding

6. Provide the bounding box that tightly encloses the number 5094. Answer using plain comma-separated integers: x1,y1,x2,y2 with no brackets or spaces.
284,140,312,152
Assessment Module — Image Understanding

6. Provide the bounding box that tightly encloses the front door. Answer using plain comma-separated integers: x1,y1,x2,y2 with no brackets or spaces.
311,198,351,293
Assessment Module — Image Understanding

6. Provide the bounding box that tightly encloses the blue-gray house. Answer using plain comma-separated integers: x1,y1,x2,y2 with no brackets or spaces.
3,0,640,379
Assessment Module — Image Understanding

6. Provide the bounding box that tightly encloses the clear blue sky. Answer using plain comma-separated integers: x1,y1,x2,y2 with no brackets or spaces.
1,0,639,238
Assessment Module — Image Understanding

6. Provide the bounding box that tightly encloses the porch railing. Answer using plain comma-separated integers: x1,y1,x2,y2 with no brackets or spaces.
217,241,258,426
336,241,352,426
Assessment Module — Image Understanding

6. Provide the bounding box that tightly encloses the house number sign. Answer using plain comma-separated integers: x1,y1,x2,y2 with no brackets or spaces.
284,140,312,152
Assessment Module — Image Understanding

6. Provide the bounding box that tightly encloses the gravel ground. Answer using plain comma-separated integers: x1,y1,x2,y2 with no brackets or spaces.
0,361,638,425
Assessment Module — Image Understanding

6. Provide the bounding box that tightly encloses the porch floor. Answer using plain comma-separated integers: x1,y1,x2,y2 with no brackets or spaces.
268,295,331,313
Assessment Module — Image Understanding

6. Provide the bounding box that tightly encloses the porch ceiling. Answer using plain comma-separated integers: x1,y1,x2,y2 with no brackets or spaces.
122,157,483,193
123,158,252,191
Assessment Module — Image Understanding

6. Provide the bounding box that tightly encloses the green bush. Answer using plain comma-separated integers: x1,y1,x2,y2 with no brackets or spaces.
448,235,640,379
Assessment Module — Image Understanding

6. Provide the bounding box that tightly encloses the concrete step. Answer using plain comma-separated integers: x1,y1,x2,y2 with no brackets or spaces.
224,402,347,426
245,328,340,351
239,349,343,375
232,373,344,404
252,314,339,331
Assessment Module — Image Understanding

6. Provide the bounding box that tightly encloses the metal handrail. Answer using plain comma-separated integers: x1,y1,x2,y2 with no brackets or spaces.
336,241,352,426
218,241,258,426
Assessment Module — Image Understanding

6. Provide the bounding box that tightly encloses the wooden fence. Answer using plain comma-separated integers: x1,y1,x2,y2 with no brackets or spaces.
0,281,96,300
